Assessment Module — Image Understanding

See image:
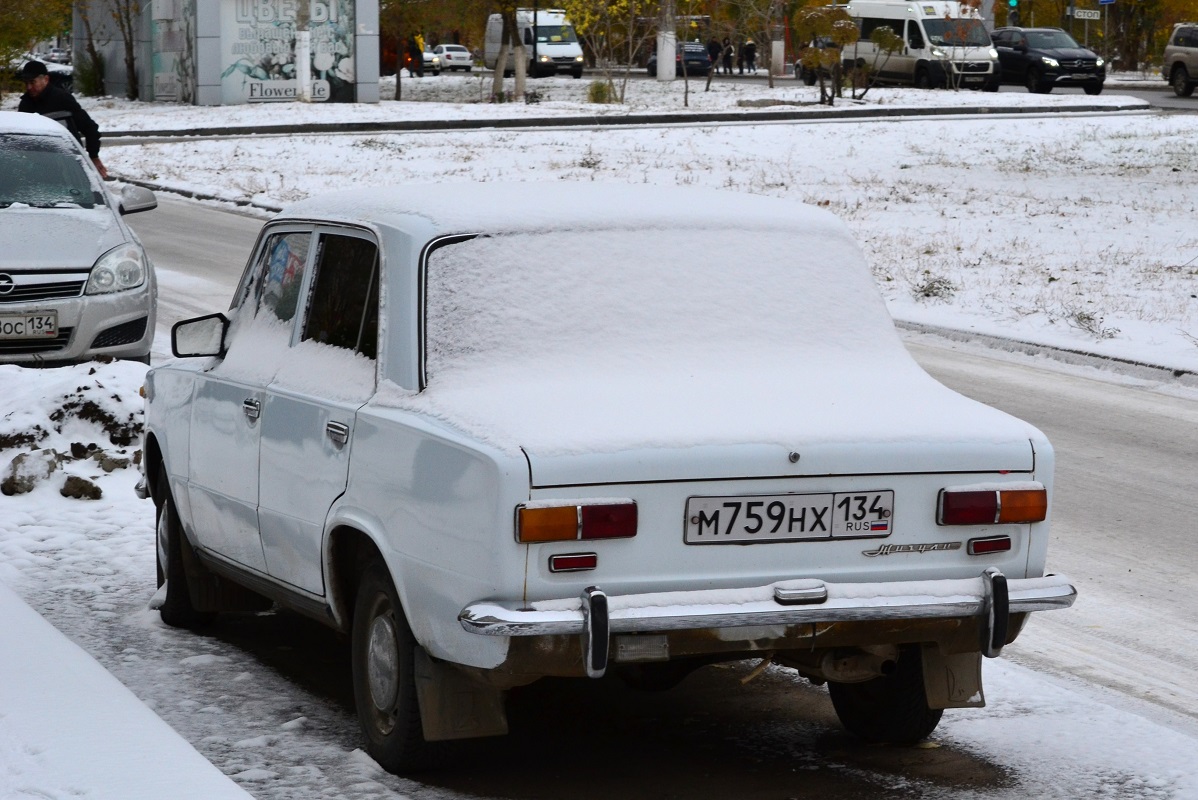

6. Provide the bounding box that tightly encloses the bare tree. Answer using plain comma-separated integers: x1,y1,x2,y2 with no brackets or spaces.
106,0,141,100
76,1,108,96
489,4,528,102
560,0,657,103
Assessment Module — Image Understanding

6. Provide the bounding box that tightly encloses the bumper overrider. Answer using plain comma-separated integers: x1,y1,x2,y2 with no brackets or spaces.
460,570,1076,678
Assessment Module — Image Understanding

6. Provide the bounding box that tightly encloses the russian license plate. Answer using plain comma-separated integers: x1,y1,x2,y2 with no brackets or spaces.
0,311,57,339
685,490,894,544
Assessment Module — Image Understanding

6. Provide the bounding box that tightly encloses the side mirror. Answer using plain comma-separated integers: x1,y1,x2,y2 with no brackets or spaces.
118,184,158,215
172,313,230,358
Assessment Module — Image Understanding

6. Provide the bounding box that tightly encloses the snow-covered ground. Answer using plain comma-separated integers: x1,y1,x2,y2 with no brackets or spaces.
3,73,1198,798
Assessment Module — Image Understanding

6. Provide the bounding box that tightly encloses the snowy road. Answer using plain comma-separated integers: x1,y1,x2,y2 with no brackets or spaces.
62,200,1195,798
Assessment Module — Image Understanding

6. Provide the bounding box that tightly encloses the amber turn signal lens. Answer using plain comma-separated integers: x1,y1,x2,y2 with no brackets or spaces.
518,506,578,542
997,489,1047,524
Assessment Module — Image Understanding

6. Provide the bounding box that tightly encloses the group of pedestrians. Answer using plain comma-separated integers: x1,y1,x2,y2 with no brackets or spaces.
705,36,758,75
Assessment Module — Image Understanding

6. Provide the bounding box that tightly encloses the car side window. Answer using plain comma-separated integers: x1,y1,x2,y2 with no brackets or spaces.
301,232,380,359
907,21,925,49
252,231,311,323
859,18,898,41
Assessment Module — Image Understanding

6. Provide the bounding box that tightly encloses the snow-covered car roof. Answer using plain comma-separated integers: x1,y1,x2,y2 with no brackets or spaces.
275,182,843,239
0,110,78,138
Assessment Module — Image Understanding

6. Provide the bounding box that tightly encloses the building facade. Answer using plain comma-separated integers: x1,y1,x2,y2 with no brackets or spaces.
74,0,380,105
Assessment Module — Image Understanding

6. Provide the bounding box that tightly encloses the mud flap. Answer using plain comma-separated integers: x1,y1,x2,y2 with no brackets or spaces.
414,646,509,741
179,531,270,613
921,647,985,710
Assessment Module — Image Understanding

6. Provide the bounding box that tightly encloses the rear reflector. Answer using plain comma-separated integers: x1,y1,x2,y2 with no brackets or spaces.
549,552,598,572
518,502,637,543
939,486,1047,526
968,535,1012,555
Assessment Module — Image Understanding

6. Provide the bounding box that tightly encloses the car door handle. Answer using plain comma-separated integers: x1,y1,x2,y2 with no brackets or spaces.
242,398,261,420
326,421,350,447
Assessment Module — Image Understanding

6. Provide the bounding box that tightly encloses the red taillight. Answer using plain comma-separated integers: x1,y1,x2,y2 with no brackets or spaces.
939,486,1047,525
939,490,996,525
517,502,637,543
581,503,637,540
968,535,1012,555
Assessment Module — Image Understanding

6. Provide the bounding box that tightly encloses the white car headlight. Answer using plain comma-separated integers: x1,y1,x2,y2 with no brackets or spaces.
87,243,147,294
1096,57,1105,67
1041,56,1060,68
989,47,999,59
575,55,584,62
930,46,946,58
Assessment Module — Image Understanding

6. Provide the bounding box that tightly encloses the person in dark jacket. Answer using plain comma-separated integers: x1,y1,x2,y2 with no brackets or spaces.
721,37,734,75
16,60,107,178
706,37,721,74
744,39,758,73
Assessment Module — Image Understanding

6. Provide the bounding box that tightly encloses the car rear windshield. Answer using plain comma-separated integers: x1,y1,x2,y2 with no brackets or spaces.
422,227,902,381
0,133,100,210
922,18,991,47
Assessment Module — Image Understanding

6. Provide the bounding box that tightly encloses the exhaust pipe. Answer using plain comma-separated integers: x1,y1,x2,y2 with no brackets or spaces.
818,649,898,683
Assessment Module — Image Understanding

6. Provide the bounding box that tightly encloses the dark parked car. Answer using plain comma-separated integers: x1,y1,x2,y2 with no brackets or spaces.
990,26,1105,94
646,42,712,77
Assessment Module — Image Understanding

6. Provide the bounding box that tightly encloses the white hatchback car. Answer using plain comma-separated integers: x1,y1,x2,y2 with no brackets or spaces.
141,183,1075,773
0,111,157,364
432,43,473,71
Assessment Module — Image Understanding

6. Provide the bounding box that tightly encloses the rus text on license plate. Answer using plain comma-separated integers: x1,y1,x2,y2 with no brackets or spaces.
685,491,894,544
0,311,58,340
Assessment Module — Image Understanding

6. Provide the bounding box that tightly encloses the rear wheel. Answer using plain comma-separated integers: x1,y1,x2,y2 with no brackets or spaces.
351,562,435,773
154,471,214,629
1172,66,1195,97
827,645,943,744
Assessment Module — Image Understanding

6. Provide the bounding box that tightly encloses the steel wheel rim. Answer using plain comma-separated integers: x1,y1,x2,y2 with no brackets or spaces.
367,610,400,713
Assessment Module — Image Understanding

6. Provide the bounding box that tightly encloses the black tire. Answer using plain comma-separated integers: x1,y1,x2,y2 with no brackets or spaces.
982,79,999,93
827,646,943,744
1084,82,1103,96
571,67,583,79
155,471,215,629
801,68,816,86
914,67,933,89
351,562,435,773
1172,66,1195,97
1026,67,1049,93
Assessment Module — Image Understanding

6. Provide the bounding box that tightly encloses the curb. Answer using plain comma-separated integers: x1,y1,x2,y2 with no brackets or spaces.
103,98,1150,139
896,320,1198,388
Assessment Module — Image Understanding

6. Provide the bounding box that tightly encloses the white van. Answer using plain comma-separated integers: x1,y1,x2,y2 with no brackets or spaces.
842,0,1000,90
484,8,585,78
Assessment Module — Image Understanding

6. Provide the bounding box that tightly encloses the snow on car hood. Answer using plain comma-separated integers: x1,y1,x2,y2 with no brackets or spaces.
378,223,1044,484
0,206,125,270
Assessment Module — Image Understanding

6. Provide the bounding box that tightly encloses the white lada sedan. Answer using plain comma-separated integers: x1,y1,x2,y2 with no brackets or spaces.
140,182,1075,773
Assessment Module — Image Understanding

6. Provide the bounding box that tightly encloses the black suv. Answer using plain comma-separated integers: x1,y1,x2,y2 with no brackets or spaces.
990,27,1105,94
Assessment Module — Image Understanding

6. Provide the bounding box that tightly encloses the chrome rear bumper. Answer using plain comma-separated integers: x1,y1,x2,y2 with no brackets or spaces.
459,572,1076,675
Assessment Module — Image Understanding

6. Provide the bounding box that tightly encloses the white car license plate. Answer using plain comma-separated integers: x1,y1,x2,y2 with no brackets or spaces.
0,311,57,339
685,490,894,544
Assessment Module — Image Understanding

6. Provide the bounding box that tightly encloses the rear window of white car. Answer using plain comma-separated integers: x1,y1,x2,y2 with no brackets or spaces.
422,227,900,383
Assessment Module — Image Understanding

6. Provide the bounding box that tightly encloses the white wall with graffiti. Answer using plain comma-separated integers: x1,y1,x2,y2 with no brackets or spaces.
74,0,378,106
